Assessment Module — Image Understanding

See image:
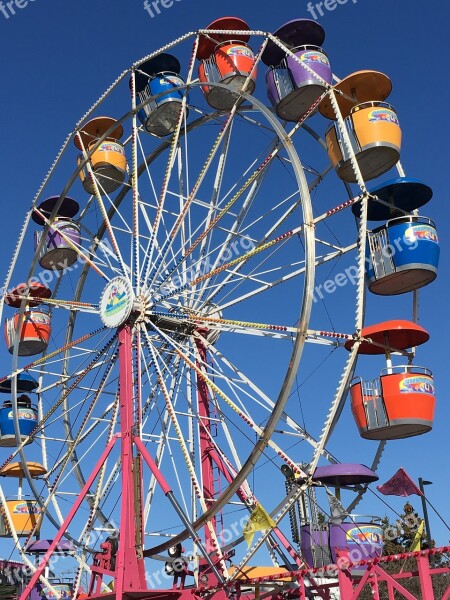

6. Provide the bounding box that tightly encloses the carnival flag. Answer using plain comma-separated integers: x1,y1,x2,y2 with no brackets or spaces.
411,519,425,552
376,468,423,497
243,504,276,546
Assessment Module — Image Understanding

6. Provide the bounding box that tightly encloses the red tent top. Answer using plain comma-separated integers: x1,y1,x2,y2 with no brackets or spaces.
196,16,251,60
5,282,52,308
344,320,429,354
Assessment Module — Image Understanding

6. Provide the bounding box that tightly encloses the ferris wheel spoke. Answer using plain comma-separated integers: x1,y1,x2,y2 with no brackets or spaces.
138,117,278,298
141,328,229,567
188,313,298,338
73,228,124,279
197,198,357,309
186,126,235,306
204,235,350,313
42,410,115,484
142,340,217,528
201,243,355,313
153,185,306,306
44,297,100,314
36,421,111,515
0,327,110,391
0,331,118,498
191,180,291,307
181,143,287,267
145,112,240,292
146,323,307,484
197,331,337,463
140,93,193,287
147,109,286,294
152,224,301,307
42,373,121,537
142,364,182,524
129,82,142,293
136,136,180,287
74,131,131,282
137,198,179,287
142,329,206,501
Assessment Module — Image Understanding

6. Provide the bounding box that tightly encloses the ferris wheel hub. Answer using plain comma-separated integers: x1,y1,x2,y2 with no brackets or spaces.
99,276,134,328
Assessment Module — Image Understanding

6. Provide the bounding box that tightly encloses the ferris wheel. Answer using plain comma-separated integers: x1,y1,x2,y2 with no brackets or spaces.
0,16,440,600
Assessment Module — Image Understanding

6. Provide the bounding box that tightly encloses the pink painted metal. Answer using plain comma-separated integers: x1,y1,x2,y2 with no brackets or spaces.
417,555,435,599
195,337,218,557
114,325,147,596
19,435,119,600
18,322,450,600
133,436,172,495
230,546,450,599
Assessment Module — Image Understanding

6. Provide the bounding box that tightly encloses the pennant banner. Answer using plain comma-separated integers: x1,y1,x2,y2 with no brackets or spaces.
376,468,423,497
411,519,424,552
243,504,276,546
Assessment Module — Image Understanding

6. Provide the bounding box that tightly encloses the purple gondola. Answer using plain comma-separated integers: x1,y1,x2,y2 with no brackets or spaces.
301,463,383,575
32,196,81,271
262,19,332,121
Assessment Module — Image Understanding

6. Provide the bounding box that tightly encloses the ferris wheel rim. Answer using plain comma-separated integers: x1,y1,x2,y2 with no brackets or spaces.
1,80,317,553
0,30,386,578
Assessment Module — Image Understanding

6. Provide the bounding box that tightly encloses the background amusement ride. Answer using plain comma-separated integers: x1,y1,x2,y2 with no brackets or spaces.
0,15,447,600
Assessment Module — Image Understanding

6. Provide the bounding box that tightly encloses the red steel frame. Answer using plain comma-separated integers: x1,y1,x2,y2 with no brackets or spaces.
195,337,218,556
227,546,450,599
19,325,228,600
16,324,450,600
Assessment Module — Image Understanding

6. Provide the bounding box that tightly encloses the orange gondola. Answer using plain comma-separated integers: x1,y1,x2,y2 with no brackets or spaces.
196,17,257,110
320,71,401,182
75,117,127,195
346,321,435,440
4,283,52,356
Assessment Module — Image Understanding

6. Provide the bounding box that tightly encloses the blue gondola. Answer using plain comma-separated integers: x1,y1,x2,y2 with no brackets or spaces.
366,216,439,295
132,54,187,137
0,395,38,447
357,178,440,295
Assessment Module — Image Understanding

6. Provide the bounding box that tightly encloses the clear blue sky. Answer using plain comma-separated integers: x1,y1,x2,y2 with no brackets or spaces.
0,0,449,551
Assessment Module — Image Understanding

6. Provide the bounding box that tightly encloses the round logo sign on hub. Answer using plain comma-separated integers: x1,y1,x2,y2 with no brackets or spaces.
99,277,134,328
